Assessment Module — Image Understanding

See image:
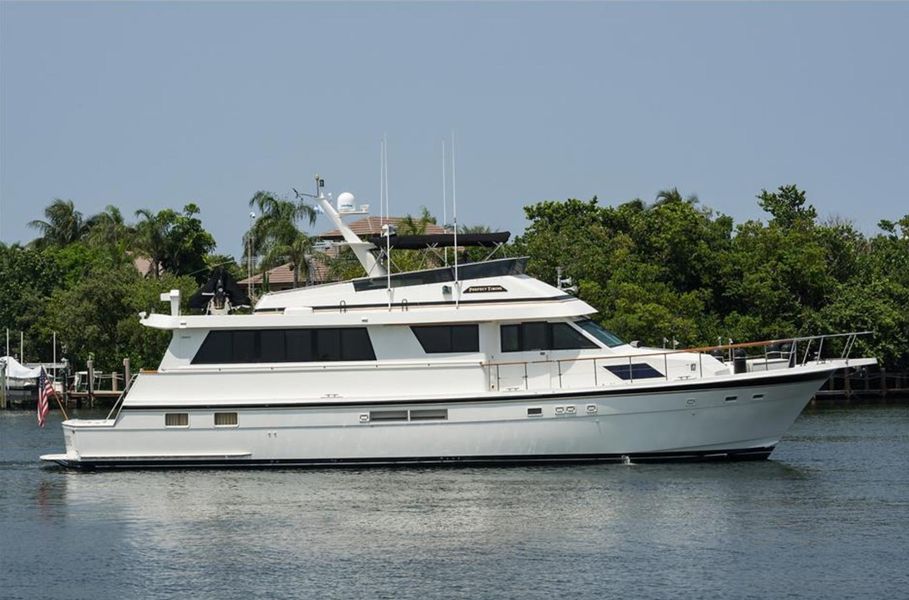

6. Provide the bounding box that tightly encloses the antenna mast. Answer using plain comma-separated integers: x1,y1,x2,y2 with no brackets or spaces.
379,139,385,225
442,140,448,267
383,136,392,304
451,131,459,307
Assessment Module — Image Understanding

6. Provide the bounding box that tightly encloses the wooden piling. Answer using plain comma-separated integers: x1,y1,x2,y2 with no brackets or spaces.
85,359,93,409
0,363,6,409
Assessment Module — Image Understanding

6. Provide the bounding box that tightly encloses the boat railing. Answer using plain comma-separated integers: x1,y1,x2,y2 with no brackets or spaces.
105,371,139,421
482,331,872,392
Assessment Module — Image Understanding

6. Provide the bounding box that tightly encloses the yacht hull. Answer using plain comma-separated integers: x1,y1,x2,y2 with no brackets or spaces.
42,368,835,470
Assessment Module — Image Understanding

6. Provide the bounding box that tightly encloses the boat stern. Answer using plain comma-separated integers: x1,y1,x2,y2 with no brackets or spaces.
40,418,117,468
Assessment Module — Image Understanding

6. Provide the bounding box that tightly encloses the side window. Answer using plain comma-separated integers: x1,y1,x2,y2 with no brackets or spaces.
192,330,232,364
500,324,520,353
192,328,375,363
522,322,548,351
412,326,451,353
500,322,599,352
551,323,597,350
286,330,314,362
259,330,286,362
232,330,257,363
412,325,479,353
450,325,479,352
341,328,377,360
315,329,342,361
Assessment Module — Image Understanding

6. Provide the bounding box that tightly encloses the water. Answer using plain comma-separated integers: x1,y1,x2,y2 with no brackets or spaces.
2,406,908,600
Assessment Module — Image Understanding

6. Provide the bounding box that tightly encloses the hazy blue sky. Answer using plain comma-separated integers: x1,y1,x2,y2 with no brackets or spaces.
2,2,907,257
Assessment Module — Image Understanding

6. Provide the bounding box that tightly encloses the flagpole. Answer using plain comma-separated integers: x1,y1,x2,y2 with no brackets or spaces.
53,389,69,421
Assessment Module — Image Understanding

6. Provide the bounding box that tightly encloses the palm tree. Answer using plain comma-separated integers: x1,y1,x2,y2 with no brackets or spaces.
248,191,317,254
261,230,319,288
133,208,171,278
397,207,437,235
86,205,135,264
246,191,318,287
654,188,698,206
28,199,88,247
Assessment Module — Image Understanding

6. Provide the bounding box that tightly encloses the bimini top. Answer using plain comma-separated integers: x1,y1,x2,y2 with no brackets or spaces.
365,232,510,250
352,256,525,291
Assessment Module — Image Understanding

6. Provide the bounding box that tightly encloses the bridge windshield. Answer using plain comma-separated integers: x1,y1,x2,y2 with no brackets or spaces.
576,319,625,348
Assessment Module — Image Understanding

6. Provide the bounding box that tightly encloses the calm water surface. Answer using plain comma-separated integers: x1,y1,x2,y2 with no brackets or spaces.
1,405,908,600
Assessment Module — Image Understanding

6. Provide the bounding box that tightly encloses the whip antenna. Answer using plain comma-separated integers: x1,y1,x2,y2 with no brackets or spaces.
451,131,459,306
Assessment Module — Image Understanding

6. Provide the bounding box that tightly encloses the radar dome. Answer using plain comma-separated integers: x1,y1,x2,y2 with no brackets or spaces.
337,192,356,212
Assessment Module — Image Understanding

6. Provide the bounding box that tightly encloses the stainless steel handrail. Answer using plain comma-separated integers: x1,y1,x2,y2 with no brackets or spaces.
483,331,872,368
482,331,872,391
105,372,139,421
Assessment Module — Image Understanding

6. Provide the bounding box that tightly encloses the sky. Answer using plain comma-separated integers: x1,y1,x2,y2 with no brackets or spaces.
1,1,907,258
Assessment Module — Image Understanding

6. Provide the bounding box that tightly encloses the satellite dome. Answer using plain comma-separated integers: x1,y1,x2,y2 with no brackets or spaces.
337,192,356,212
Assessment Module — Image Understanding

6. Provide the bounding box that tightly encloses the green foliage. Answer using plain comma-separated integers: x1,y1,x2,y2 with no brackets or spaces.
246,191,318,288
326,246,367,281
36,266,198,372
5,198,220,370
0,245,65,361
205,254,244,282
515,195,732,345
28,199,88,248
518,189,909,369
757,185,818,229
6,189,909,374
134,204,216,282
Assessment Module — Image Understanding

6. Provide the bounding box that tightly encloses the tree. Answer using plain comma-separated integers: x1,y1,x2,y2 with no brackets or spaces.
757,185,817,229
134,208,170,278
247,191,317,255
0,245,64,361
37,264,198,372
161,203,216,281
654,187,698,206
246,191,318,288
28,199,88,248
134,204,216,281
397,207,437,235
86,205,135,267
204,254,245,283
260,231,318,288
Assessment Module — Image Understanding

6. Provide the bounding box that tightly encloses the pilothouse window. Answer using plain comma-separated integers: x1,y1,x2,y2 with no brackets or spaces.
575,319,625,348
500,322,598,352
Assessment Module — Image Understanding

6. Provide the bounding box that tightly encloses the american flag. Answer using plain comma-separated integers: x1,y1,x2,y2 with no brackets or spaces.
37,367,54,428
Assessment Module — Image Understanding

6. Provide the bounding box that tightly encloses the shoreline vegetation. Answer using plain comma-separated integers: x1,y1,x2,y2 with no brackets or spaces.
1,185,907,375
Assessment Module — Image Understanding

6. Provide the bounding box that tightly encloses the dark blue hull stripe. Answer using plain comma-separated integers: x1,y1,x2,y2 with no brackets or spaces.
48,446,775,470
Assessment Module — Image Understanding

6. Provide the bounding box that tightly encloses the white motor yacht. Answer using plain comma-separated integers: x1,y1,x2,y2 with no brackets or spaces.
41,184,875,468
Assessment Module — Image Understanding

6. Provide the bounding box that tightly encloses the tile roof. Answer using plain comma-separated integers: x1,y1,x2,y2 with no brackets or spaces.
238,254,334,287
